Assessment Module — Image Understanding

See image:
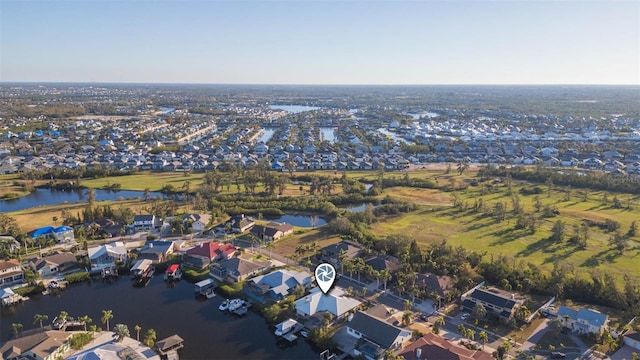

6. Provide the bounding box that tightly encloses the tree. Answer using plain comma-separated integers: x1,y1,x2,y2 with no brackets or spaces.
135,325,142,341
380,269,391,291
548,318,563,333
143,188,151,201
87,188,96,207
52,216,58,226
101,309,113,331
609,232,629,254
265,240,274,258
112,324,130,342
433,316,445,334
479,331,489,350
402,311,413,326
80,315,92,331
628,220,637,237
33,314,48,328
143,328,157,348
58,310,69,322
515,305,531,323
12,323,23,336
551,220,565,242
473,303,487,320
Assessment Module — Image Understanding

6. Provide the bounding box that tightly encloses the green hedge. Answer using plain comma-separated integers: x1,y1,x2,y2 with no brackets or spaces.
64,272,90,283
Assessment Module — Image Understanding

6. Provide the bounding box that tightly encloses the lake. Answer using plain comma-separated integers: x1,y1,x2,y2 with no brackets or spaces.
0,276,317,359
407,112,439,119
377,128,413,145
264,215,327,228
268,105,320,113
1,188,162,213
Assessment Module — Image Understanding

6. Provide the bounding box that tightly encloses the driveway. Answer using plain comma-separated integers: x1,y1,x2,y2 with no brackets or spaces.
522,318,549,351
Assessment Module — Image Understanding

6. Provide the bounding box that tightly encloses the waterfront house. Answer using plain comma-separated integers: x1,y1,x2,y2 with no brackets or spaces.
30,226,75,244
229,214,255,233
88,242,128,268
28,252,77,277
0,287,21,306
138,241,175,263
556,306,608,335
346,311,412,358
249,222,294,242
132,214,157,230
184,241,220,268
398,332,494,360
65,332,160,360
0,330,71,360
209,257,271,283
461,286,525,321
246,269,312,301
0,259,24,287
295,286,362,320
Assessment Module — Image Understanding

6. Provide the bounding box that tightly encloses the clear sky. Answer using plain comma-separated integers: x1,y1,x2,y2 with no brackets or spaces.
1,0,638,85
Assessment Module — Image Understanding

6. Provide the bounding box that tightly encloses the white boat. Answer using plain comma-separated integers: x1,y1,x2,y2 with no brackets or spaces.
219,300,229,311
205,288,215,299
300,330,309,338
228,299,244,311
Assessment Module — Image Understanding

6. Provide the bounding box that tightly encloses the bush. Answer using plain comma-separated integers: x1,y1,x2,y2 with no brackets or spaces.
65,272,90,283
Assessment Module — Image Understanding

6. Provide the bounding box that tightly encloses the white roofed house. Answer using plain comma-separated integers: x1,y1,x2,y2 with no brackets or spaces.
88,242,128,268
295,287,362,320
246,269,312,302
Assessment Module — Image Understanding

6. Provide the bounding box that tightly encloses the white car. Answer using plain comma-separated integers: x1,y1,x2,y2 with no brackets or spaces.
461,313,470,321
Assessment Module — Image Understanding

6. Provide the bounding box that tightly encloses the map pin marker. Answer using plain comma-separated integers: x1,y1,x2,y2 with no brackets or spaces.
315,263,337,294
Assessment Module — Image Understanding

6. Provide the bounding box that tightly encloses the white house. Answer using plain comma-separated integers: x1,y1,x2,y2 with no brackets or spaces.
133,214,156,230
0,259,24,287
556,306,608,335
88,242,128,268
295,287,362,319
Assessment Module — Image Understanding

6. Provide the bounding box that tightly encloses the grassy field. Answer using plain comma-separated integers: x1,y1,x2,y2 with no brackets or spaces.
370,179,640,284
268,226,341,258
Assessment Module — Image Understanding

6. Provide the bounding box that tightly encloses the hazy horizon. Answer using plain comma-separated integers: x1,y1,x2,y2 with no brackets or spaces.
2,1,638,85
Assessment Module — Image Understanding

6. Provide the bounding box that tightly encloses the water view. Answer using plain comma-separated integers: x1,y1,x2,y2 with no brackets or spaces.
319,127,336,144
1,188,162,213
268,105,320,113
257,128,276,143
0,276,317,359
264,214,327,228
407,112,439,119
377,128,413,145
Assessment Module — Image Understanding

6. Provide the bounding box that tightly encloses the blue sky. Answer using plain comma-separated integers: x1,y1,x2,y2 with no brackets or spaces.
1,0,638,84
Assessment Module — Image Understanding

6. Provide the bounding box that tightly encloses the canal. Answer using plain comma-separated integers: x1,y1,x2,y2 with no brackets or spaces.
0,276,317,359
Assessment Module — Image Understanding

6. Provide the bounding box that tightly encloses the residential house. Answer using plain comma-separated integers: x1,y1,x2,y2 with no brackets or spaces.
209,257,271,283
0,259,24,287
88,242,128,268
132,214,157,230
30,226,75,244
365,255,401,274
346,311,412,359
246,269,312,301
28,252,77,277
556,306,608,335
415,273,454,299
0,330,71,360
0,236,21,254
182,213,212,233
295,287,362,320
66,333,160,360
138,241,175,263
230,214,255,233
320,241,362,269
623,331,640,351
398,333,494,360
249,222,294,242
461,286,525,321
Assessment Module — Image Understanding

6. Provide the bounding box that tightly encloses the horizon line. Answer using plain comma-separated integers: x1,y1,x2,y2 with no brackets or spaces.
1,81,639,87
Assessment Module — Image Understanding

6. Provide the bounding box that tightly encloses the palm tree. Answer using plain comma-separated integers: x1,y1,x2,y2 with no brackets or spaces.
58,311,69,322
112,324,130,342
135,325,142,341
265,240,274,258
295,245,306,260
380,269,391,291
11,323,23,336
479,331,489,350
33,314,48,328
433,315,445,334
101,309,113,331
143,328,157,348
473,303,487,320
80,315,92,331
402,311,413,326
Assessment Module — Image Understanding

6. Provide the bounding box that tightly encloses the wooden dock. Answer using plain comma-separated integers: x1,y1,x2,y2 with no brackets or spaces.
156,334,184,359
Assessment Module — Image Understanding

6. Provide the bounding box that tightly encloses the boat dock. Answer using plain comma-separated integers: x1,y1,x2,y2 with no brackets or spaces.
155,334,184,360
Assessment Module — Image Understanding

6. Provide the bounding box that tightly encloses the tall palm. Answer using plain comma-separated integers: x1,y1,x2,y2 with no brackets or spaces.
80,315,92,331
11,323,23,336
380,269,391,291
134,325,142,341
113,324,130,342
58,311,68,322
143,328,157,348
265,241,274,258
479,331,489,350
33,314,48,328
101,310,113,331
337,249,347,274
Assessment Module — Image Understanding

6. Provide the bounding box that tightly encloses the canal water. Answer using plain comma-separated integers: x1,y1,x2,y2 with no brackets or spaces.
0,276,317,359
319,127,336,144
1,188,163,213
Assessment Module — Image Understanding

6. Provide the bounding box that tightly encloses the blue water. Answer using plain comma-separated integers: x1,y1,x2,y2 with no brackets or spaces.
257,128,276,143
320,127,336,144
378,128,413,145
1,188,162,213
269,105,320,113
264,214,327,227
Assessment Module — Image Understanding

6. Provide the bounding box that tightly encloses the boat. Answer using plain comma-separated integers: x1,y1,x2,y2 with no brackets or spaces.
219,299,230,311
300,330,309,338
205,288,215,299
48,281,59,289
228,299,244,311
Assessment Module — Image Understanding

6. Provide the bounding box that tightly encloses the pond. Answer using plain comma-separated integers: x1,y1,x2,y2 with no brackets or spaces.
0,276,317,359
1,188,163,213
257,128,276,143
264,214,327,228
268,105,320,113
378,128,413,145
319,127,337,144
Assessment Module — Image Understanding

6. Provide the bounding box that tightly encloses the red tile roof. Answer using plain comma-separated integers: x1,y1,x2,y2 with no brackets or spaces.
186,242,220,260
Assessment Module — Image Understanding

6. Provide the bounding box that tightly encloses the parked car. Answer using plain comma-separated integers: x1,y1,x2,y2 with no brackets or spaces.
420,313,428,321
550,351,566,358
461,313,470,320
